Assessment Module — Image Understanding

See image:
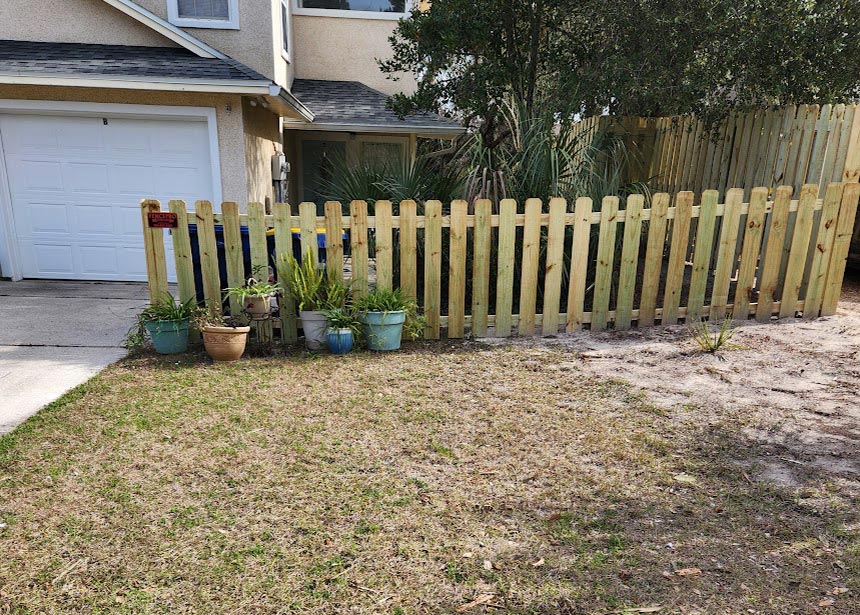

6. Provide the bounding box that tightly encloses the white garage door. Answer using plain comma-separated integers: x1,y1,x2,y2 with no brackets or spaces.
0,112,215,281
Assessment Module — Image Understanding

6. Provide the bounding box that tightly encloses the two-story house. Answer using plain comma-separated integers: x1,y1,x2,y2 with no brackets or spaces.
0,0,460,282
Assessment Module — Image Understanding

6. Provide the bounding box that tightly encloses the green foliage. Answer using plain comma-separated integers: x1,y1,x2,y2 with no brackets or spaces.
690,317,737,353
282,251,351,312
323,307,363,341
125,293,203,350
381,0,860,134
315,152,466,206
354,288,426,341
224,277,280,303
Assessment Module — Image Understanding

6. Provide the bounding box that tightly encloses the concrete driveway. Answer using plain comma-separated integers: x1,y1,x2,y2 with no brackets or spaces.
0,280,147,434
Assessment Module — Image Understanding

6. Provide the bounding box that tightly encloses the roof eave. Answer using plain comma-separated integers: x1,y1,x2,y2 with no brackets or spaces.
0,72,275,94
283,119,464,137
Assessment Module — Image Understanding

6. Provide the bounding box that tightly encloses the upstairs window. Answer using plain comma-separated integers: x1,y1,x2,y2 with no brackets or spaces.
281,0,291,60
168,0,240,29
294,0,409,19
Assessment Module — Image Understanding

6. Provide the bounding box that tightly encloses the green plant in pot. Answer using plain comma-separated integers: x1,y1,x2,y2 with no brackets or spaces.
126,293,202,354
354,288,424,351
323,307,362,355
197,310,251,362
283,251,351,350
225,276,279,320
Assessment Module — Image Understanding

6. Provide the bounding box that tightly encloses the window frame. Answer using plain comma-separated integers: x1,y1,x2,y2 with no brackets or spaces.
280,0,292,63
167,0,240,30
291,0,412,21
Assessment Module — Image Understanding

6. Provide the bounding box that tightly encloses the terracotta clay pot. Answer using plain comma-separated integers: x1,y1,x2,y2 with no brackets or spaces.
202,326,251,362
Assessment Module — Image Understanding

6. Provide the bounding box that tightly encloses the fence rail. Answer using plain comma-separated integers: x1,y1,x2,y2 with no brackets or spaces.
142,182,860,343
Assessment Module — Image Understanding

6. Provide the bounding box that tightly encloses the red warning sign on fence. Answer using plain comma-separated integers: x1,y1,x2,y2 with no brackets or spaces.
147,212,178,229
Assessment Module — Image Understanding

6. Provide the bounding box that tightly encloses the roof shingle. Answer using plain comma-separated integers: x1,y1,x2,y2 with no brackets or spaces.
290,79,462,132
0,40,268,82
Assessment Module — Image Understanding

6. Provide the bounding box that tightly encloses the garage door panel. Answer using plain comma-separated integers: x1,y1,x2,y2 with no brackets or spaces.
2,112,214,281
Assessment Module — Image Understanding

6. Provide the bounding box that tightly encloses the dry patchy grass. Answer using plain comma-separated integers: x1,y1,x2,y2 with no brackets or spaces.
0,343,856,614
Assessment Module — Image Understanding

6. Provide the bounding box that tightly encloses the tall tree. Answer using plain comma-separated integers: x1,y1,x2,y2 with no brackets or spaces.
381,0,860,139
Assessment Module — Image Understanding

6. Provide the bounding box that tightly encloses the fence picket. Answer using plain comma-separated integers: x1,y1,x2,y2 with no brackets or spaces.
399,200,418,300
661,192,693,324
638,193,670,326
324,201,344,282
615,194,644,330
566,197,593,332
247,202,272,342
350,200,369,297
220,201,244,316
755,185,792,321
168,199,195,305
709,189,744,320
496,199,517,337
733,187,769,319
805,183,844,317
541,197,567,334
591,196,620,330
273,202,297,343
471,199,492,337
424,200,442,339
447,200,468,338
518,198,542,335
140,200,168,301
686,190,719,321
375,200,394,290
821,182,860,314
195,200,222,314
778,185,818,317
299,201,318,265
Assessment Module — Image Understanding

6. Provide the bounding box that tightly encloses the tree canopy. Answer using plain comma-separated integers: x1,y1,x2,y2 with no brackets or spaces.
380,0,860,140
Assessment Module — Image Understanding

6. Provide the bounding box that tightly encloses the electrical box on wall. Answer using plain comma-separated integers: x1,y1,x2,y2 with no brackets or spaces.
271,152,289,182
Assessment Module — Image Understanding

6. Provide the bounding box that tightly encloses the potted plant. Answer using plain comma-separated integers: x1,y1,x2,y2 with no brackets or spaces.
127,293,201,355
323,307,362,355
354,288,424,351
198,312,251,362
225,277,280,320
283,251,350,350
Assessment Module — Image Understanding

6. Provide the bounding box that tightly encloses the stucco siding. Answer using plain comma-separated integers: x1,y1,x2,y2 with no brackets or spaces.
134,0,288,88
0,86,248,204
291,15,415,96
243,100,281,204
0,0,176,47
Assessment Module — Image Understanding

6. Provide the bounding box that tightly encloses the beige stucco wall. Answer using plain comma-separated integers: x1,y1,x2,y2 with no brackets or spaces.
134,0,291,89
243,100,282,204
291,14,415,96
0,86,252,203
0,0,177,47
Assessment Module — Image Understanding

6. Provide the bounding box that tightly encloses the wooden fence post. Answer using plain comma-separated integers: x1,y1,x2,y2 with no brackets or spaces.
733,187,769,319
423,200,442,339
821,182,860,315
638,193,670,326
221,201,244,316
167,199,195,305
350,200,369,297
495,199,517,337
518,198,542,336
805,183,845,317
273,202,298,343
140,199,168,302
374,200,394,291
471,199,492,337
591,196,620,330
615,194,644,330
399,200,418,300
541,197,567,335
566,197,593,332
755,185,792,321
194,200,221,315
299,201,318,265
686,190,718,322
324,201,344,283
661,191,693,324
709,189,744,320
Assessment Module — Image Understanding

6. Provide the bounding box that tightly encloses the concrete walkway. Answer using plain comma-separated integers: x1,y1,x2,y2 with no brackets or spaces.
0,280,146,434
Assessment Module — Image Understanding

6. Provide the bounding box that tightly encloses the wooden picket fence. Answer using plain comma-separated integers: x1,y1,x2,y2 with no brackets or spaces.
141,182,860,343
578,104,860,203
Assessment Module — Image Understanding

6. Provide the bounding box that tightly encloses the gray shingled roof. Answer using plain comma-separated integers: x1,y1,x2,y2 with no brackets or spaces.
291,79,462,132
0,40,269,82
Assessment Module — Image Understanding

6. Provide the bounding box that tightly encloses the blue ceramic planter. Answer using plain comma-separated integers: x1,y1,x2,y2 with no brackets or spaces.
327,328,355,355
144,318,190,354
361,310,406,351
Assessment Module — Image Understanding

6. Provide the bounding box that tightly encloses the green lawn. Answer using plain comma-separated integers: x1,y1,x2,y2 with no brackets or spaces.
0,344,855,614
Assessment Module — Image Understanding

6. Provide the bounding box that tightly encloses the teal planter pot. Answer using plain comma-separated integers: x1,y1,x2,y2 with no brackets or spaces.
326,328,354,355
144,318,190,354
361,310,405,351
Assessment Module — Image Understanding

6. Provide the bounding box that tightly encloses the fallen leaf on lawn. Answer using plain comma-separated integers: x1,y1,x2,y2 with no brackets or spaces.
483,560,493,570
609,607,663,614
675,567,702,577
832,587,848,595
818,598,835,607
456,594,495,612
531,558,545,567
673,473,698,485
